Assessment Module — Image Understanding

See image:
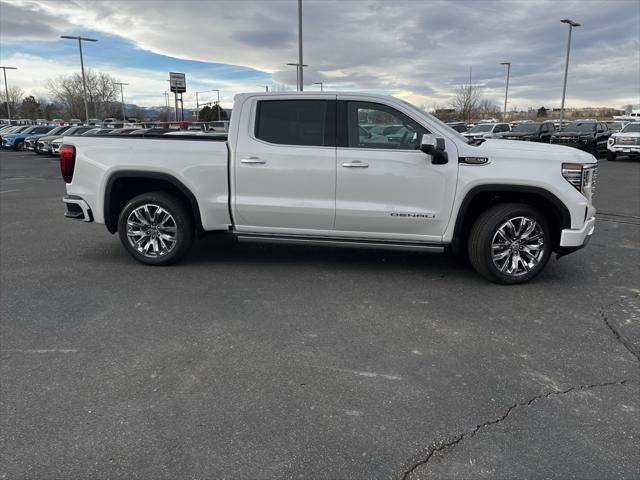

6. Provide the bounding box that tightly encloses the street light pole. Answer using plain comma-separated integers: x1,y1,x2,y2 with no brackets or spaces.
500,62,511,121
313,82,324,91
559,19,581,128
0,66,17,120
298,0,304,91
114,82,128,122
61,35,98,123
287,63,308,91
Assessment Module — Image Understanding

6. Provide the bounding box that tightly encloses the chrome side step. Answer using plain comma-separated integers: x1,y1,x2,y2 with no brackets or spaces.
236,233,445,253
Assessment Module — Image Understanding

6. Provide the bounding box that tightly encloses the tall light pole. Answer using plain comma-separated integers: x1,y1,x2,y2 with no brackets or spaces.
559,19,580,128
0,66,17,120
313,82,324,91
196,89,220,121
500,62,511,121
287,62,308,91
61,35,97,123
114,82,128,121
298,0,304,91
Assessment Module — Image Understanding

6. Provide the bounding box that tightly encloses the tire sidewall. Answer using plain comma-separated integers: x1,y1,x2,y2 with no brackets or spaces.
117,193,193,265
482,206,552,284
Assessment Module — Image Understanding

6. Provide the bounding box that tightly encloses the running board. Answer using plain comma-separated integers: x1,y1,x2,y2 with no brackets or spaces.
236,233,445,253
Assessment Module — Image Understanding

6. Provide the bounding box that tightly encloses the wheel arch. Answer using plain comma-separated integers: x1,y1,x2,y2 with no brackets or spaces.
450,184,571,254
104,170,202,234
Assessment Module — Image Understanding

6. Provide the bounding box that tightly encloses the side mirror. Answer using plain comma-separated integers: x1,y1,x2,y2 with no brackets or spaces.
420,134,448,164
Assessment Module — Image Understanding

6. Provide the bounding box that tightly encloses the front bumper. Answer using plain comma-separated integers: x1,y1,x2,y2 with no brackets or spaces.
63,195,93,222
608,145,640,155
557,216,595,258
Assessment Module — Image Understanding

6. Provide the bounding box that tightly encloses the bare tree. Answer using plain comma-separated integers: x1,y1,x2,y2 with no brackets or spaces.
0,85,24,118
450,84,482,123
477,98,501,119
47,70,120,120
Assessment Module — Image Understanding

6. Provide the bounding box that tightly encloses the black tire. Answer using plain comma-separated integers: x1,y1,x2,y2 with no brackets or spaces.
468,203,552,284
12,140,23,151
606,150,616,161
589,142,598,157
117,191,194,266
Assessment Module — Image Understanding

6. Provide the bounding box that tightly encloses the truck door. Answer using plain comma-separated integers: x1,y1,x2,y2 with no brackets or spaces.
233,98,336,231
335,98,458,241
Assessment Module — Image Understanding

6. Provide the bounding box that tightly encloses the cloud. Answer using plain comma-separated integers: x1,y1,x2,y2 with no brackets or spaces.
2,0,639,109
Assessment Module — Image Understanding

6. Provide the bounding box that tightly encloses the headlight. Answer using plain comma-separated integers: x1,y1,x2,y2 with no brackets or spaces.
562,163,597,198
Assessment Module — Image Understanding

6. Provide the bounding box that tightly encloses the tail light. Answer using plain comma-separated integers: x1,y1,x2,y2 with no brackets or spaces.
59,144,76,184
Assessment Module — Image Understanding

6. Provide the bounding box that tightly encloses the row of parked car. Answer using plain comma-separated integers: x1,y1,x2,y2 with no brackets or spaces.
442,119,637,159
0,120,231,155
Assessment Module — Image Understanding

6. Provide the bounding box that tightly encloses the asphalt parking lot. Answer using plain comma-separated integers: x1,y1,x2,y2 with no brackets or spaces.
1,150,639,479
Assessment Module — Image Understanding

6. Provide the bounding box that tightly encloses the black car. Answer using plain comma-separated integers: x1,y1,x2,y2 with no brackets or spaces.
550,121,611,156
501,122,555,143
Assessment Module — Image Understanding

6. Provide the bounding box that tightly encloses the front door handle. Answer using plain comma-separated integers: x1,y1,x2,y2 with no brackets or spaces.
240,157,266,164
341,161,369,168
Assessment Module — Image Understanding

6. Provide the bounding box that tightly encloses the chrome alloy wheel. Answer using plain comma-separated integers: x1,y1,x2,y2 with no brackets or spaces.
126,204,177,258
491,216,545,277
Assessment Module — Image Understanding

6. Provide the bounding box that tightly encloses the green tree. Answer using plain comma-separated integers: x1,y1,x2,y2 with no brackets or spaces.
198,104,228,122
20,96,40,119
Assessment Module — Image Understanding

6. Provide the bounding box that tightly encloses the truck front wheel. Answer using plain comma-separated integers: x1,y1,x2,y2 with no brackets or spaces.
606,150,616,161
467,203,552,284
117,192,194,266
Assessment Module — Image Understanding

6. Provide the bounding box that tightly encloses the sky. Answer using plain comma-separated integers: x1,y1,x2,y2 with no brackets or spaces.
0,0,639,110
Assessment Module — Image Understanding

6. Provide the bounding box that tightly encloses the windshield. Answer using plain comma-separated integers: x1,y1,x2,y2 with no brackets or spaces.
21,126,38,133
564,122,596,133
621,123,640,133
512,123,540,133
470,124,494,133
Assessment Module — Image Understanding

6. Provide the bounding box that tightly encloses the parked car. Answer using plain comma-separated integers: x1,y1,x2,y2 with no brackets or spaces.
1,125,56,150
550,121,611,156
25,125,73,152
208,120,230,132
500,122,556,143
35,118,48,125
107,128,140,135
69,119,83,125
48,126,95,155
0,125,27,142
446,122,469,133
88,118,102,126
52,118,66,125
606,122,640,161
463,122,510,140
102,118,118,125
82,128,115,135
61,92,597,284
35,126,74,154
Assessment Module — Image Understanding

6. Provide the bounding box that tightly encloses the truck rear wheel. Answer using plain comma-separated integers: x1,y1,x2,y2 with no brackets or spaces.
117,192,194,266
468,203,551,284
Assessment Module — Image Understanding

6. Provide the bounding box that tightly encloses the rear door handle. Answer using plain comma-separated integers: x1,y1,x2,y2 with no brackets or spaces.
240,157,266,164
341,161,369,168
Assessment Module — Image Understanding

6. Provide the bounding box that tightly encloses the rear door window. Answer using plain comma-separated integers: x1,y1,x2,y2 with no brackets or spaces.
255,100,334,147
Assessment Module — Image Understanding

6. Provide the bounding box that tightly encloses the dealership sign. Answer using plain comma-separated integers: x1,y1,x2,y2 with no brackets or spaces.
169,72,186,93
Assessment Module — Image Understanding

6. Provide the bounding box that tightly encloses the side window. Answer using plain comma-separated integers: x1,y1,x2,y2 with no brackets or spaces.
255,100,331,146
346,101,428,150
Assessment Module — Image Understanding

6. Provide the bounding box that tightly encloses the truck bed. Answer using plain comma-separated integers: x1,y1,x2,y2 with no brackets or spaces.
63,135,232,230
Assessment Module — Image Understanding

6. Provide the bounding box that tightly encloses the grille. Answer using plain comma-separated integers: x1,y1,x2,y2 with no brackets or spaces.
616,137,640,145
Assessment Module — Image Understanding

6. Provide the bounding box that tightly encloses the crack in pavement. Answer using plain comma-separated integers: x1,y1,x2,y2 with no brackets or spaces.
397,379,636,480
598,294,640,363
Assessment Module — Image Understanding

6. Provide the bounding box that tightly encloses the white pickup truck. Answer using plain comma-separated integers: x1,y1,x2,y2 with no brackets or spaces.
60,92,597,284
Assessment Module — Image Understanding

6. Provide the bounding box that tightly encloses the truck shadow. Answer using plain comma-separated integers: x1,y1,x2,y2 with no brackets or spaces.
187,233,478,280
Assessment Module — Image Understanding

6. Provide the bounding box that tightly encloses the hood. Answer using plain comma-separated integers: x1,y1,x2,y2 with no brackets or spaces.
468,138,595,163
611,131,640,138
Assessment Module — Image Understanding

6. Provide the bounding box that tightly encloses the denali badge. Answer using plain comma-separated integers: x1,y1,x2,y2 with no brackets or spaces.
391,213,436,219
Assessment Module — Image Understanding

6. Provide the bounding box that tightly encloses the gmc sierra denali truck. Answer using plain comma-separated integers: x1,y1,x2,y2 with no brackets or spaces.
60,92,597,284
